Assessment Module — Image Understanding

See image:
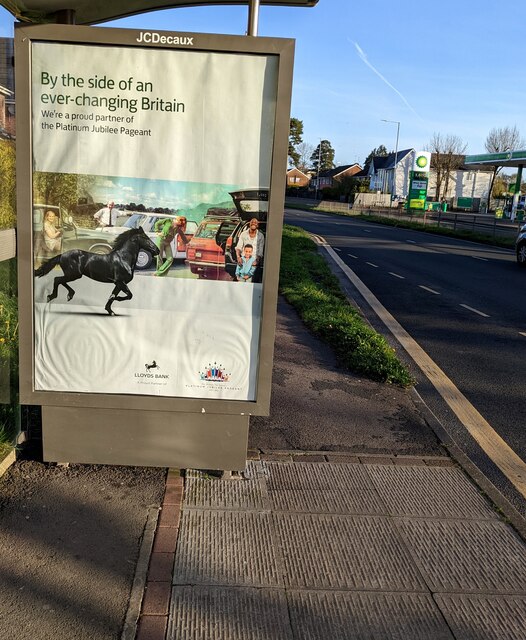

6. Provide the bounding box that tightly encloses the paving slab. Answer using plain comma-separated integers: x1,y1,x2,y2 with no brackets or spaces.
435,594,526,640
172,510,282,588
365,464,497,519
167,586,293,640
399,518,526,594
264,461,386,515
288,590,454,640
274,513,427,591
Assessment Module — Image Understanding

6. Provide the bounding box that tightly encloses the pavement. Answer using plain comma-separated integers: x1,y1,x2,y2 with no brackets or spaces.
133,300,526,640
1,298,526,639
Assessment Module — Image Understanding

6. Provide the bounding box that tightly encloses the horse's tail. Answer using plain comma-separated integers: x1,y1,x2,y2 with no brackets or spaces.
34,254,61,277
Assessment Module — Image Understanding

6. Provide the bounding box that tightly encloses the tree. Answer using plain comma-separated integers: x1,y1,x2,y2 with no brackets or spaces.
296,141,315,173
288,117,304,167
310,139,335,172
484,126,526,205
426,133,467,200
364,145,388,168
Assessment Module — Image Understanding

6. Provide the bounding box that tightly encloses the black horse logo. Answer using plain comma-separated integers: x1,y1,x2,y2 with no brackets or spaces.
34,227,160,316
145,360,160,372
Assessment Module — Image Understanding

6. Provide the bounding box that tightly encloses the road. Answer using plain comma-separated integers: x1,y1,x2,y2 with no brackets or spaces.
285,208,526,514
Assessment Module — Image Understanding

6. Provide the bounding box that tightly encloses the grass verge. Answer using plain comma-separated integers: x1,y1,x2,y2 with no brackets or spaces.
279,225,414,387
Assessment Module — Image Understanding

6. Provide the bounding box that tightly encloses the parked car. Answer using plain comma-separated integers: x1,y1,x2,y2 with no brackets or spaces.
102,212,197,269
185,212,239,279
516,223,526,266
216,189,269,282
33,204,114,263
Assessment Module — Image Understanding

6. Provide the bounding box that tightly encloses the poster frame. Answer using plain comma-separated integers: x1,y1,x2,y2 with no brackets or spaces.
15,23,294,417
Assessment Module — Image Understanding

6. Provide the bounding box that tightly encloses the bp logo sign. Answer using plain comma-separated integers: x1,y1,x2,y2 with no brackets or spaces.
413,151,431,172
416,155,428,168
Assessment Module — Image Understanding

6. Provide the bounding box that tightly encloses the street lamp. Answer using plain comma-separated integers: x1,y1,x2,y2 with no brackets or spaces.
381,119,400,205
314,140,322,200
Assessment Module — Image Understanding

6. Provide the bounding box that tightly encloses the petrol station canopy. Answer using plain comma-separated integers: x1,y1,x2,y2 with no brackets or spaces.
0,0,317,24
465,150,526,171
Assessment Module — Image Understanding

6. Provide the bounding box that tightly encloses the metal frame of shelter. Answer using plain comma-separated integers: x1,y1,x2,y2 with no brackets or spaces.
0,1,318,33
8,0,317,470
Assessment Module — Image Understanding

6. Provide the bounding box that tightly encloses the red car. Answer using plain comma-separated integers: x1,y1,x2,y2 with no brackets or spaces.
186,213,239,279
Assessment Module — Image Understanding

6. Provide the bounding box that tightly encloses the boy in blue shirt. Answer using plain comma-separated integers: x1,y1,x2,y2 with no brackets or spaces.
235,244,256,282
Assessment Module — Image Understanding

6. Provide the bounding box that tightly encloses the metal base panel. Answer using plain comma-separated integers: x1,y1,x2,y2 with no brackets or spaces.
42,406,249,470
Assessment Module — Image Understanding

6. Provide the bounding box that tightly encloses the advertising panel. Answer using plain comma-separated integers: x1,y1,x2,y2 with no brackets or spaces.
23,30,287,405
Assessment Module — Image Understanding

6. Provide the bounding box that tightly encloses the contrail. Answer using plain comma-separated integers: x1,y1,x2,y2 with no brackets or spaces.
353,41,420,118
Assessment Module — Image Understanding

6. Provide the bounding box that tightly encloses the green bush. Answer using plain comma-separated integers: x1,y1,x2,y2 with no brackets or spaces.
279,225,413,387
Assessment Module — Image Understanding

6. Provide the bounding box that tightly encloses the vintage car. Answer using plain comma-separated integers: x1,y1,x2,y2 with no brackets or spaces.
216,189,269,283
185,211,239,279
33,204,114,263
102,212,198,269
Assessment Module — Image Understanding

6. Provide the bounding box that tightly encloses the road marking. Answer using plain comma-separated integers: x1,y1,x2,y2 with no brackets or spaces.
473,256,488,261
389,272,405,279
363,229,371,233
460,304,490,318
366,262,379,268
312,235,526,499
419,285,440,295
519,332,526,338
334,247,342,252
406,240,416,244
348,254,358,259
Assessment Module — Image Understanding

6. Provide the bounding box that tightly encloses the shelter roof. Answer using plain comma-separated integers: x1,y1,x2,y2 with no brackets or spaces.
0,0,318,25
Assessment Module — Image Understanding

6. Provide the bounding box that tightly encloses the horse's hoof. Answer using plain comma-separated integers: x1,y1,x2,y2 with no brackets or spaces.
47,295,53,303
67,293,75,302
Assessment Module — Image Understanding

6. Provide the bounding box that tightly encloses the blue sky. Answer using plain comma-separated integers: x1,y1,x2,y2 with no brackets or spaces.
2,1,526,166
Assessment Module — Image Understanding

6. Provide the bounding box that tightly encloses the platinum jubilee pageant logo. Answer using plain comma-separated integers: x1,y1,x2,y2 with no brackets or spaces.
136,32,195,46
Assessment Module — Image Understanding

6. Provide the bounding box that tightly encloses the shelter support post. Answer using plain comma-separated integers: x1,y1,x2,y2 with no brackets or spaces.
247,0,260,36
54,9,76,24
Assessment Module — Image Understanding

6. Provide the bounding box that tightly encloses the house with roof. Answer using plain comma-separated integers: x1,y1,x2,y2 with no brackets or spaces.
310,164,362,192
286,167,311,188
366,149,414,199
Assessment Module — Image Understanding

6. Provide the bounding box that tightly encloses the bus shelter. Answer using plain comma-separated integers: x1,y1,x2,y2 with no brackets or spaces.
2,0,319,471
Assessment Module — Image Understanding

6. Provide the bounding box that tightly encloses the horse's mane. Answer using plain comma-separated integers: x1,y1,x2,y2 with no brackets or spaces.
112,227,141,251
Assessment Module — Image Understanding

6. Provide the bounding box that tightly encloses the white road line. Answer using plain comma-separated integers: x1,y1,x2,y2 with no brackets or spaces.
406,240,416,244
311,234,526,499
460,304,490,318
348,254,358,259
363,229,371,233
366,262,379,268
334,247,342,252
419,285,440,295
519,332,526,338
473,256,488,261
389,272,405,279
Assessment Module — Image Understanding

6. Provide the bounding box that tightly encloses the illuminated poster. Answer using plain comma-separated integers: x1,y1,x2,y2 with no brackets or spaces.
31,39,278,401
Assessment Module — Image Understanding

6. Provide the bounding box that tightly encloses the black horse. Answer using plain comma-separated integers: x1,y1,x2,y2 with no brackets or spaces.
34,227,160,315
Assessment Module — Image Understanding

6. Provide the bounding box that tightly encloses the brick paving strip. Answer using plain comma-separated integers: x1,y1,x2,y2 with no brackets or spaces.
134,469,184,640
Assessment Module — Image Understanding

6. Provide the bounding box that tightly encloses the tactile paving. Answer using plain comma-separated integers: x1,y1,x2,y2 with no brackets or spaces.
184,476,267,511
274,513,426,591
366,464,496,519
399,518,526,594
167,586,293,640
288,590,454,640
264,461,385,515
172,510,282,587
435,594,526,640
